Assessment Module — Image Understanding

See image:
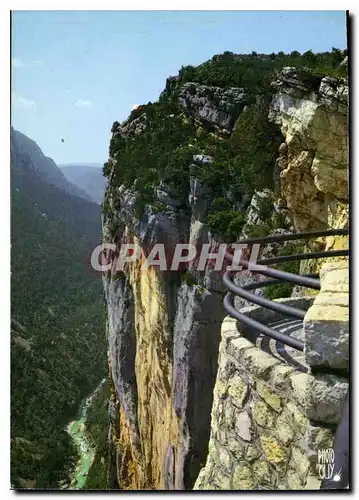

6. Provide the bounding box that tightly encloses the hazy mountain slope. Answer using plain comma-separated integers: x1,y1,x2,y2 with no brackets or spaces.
60,164,107,204
11,128,92,202
11,134,107,489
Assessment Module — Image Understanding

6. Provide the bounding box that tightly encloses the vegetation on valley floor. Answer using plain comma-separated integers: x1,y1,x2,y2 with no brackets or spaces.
83,380,110,490
11,148,107,489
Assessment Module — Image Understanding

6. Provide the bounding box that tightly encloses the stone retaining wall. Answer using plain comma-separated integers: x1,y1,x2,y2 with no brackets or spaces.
194,267,349,491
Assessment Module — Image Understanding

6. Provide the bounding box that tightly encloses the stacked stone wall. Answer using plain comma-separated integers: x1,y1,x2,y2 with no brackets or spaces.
195,267,349,491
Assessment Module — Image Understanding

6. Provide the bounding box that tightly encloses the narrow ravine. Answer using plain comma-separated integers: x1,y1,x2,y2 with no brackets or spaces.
60,378,107,490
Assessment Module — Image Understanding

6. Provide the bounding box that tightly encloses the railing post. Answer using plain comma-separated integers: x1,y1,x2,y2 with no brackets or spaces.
302,260,349,489
304,260,349,371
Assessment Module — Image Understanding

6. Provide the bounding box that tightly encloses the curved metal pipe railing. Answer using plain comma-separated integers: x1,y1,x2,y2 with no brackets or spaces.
226,227,348,246
223,272,306,320
257,249,348,266
223,293,305,351
242,274,319,291
222,228,349,490
222,228,349,350
224,251,321,289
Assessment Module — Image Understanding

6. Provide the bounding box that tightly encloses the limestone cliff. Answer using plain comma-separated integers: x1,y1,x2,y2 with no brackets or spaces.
103,115,231,490
192,68,349,492
269,67,348,279
269,67,348,233
102,52,348,490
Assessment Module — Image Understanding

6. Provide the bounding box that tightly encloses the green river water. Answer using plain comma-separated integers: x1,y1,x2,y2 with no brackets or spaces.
60,379,106,490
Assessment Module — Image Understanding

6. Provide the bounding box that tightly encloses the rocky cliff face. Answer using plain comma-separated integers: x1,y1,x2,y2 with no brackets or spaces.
103,147,228,490
269,67,349,280
102,56,348,490
269,67,348,233
178,83,249,134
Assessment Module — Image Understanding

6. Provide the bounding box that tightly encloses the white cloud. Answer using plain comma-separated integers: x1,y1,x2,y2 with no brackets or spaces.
12,92,36,109
12,58,44,68
74,99,93,108
12,57,24,68
132,104,140,110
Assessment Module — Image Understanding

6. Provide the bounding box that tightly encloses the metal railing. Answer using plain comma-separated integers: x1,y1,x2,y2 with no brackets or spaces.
222,227,350,490
223,228,349,351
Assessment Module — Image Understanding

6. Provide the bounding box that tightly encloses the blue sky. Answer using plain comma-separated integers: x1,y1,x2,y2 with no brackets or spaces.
11,10,347,165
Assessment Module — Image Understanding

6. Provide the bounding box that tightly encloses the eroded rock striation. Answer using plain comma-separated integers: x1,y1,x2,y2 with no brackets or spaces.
178,83,249,133
103,150,226,490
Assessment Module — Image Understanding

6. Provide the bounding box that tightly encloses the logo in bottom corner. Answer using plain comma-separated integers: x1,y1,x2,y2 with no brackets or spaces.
316,448,341,482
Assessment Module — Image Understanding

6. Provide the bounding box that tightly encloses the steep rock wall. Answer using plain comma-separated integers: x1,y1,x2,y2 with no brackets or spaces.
103,151,226,489
269,67,349,285
102,78,286,488
269,67,348,234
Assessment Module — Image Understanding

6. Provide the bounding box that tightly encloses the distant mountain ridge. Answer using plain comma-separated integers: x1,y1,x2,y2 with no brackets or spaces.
60,164,107,204
61,163,103,168
11,127,92,202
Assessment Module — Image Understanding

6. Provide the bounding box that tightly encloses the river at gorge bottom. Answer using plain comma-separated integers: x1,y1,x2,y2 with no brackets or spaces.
59,378,107,490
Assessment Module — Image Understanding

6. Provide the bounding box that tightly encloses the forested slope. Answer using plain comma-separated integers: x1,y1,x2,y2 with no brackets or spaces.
11,133,107,489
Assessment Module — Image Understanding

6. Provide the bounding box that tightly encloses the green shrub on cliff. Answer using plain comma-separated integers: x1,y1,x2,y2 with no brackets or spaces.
83,382,109,490
263,242,303,300
109,102,200,212
104,48,347,241
177,48,347,89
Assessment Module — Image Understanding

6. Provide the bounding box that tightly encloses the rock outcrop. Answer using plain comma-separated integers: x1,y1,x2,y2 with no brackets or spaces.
269,67,348,233
112,114,148,139
304,260,349,371
178,83,249,133
269,67,349,284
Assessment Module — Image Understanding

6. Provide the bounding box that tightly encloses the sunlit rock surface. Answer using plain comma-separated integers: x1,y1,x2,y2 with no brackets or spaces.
269,67,348,233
